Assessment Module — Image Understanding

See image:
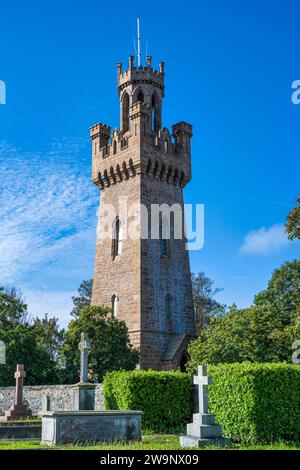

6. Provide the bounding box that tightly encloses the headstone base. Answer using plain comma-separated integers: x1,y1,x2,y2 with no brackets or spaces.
180,435,231,448
180,413,231,448
4,404,32,422
72,382,96,411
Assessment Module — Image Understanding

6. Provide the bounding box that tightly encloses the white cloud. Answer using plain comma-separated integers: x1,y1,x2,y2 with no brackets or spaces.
239,224,291,255
0,140,98,324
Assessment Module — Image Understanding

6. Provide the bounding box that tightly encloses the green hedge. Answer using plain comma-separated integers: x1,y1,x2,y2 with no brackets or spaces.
207,363,300,444
103,370,192,432
103,364,300,443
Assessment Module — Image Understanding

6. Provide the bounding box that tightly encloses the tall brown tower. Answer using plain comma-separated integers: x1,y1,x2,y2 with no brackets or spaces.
90,55,196,370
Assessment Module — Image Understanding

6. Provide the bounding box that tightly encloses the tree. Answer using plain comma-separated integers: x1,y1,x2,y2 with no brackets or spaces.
191,272,224,333
61,306,139,383
0,288,61,386
71,279,93,318
286,196,300,240
254,260,300,323
187,261,300,369
0,287,29,326
33,314,65,362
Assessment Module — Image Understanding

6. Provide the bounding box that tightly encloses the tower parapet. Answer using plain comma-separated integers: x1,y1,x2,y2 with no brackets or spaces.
117,56,165,99
91,58,192,190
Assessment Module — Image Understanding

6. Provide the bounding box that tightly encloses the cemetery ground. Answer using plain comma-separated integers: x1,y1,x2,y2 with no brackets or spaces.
0,435,299,451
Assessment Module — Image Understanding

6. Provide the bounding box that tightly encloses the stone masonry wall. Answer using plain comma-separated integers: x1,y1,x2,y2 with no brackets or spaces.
0,384,104,416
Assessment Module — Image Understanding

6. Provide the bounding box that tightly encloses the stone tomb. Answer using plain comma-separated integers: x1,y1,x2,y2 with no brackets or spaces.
41,332,143,445
42,410,143,445
180,365,230,448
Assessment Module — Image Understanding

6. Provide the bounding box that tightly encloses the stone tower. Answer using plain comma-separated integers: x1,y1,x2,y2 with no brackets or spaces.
90,55,196,370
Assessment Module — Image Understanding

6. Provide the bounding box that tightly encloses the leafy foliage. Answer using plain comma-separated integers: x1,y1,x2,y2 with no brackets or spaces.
286,196,300,240
206,363,300,444
33,314,65,362
61,306,139,383
70,279,93,318
188,261,300,366
191,272,224,333
103,370,192,432
0,289,61,386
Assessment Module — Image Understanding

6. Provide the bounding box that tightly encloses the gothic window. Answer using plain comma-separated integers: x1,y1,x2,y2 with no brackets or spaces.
113,140,117,155
112,217,122,260
151,94,160,132
111,294,119,318
137,91,144,103
165,293,173,330
122,92,130,133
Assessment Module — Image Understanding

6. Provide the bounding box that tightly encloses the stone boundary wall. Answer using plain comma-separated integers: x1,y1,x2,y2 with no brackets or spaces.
0,385,104,416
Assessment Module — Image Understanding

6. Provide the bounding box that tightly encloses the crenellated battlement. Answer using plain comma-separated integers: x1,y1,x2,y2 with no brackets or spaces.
91,118,192,190
118,56,165,97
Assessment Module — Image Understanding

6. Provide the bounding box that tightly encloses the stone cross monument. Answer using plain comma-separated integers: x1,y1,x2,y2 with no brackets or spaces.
79,332,91,383
4,364,32,421
72,332,96,411
193,365,212,415
0,340,5,364
180,365,230,448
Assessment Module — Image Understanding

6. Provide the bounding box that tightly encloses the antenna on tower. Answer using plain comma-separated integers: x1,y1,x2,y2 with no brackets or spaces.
137,17,141,67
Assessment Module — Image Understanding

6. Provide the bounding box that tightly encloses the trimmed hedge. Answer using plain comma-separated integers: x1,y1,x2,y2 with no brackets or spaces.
103,370,192,432
103,364,300,443
207,363,300,444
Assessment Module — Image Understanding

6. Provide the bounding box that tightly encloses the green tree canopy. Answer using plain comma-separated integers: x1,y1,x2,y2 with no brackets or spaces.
286,196,300,240
61,306,139,383
187,261,300,369
0,288,61,386
191,272,224,333
70,279,93,318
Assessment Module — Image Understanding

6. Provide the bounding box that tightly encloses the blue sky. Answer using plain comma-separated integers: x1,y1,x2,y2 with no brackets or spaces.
0,0,299,326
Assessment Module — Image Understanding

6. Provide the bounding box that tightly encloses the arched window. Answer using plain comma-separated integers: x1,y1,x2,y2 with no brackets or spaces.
122,92,130,133
137,91,144,103
151,94,160,132
159,219,168,256
111,294,119,318
165,293,173,330
112,217,122,260
113,140,117,155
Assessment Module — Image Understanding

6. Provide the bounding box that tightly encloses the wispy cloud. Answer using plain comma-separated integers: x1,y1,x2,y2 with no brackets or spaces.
0,140,98,325
239,224,291,255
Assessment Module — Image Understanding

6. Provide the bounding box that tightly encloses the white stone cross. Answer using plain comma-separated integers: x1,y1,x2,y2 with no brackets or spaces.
0,340,5,365
193,365,212,415
78,332,91,383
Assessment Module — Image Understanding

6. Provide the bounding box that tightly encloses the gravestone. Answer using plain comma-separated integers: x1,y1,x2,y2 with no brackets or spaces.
42,395,51,412
72,332,96,411
4,364,32,421
180,365,230,448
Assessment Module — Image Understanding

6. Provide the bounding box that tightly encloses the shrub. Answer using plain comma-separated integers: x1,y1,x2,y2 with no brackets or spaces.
207,363,300,444
103,370,192,432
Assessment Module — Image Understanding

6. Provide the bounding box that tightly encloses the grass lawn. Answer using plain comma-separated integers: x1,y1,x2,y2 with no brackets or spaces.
0,435,299,450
